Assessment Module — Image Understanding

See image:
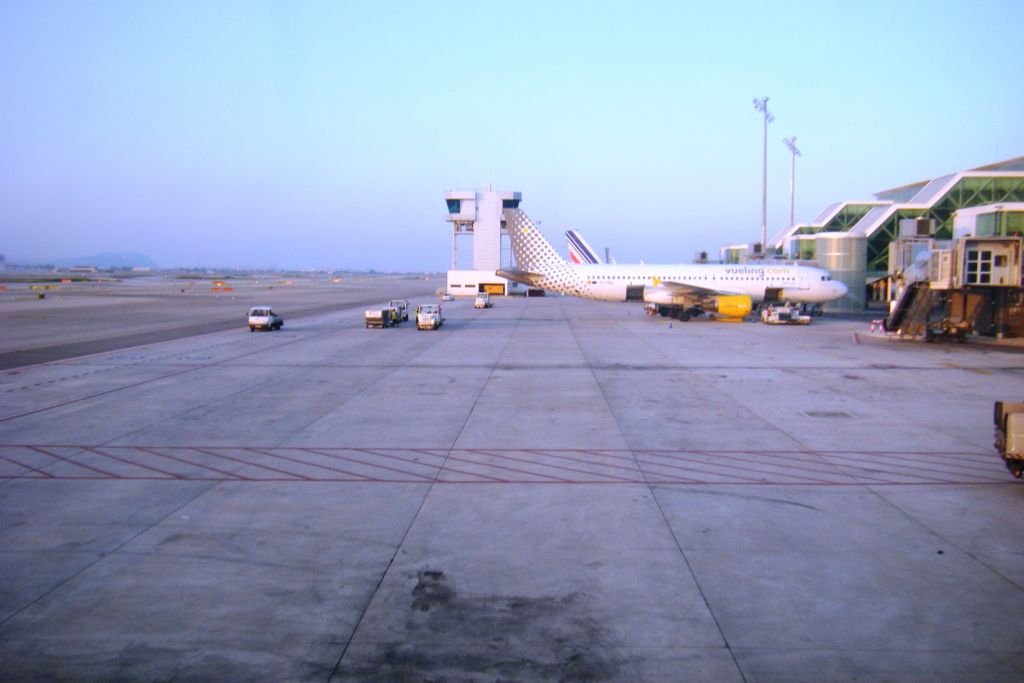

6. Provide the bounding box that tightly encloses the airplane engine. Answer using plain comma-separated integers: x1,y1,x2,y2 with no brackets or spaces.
712,295,753,319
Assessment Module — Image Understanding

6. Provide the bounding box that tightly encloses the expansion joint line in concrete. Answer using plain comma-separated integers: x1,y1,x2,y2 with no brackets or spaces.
858,475,1024,595
327,298,528,680
110,331,393,453
771,419,1024,593
573,309,750,682
0,323,353,425
0,479,220,629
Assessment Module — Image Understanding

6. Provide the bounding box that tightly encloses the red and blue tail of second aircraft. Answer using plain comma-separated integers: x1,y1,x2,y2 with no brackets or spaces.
566,230,602,265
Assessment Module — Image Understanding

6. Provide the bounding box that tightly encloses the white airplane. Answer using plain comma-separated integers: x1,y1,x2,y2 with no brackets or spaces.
497,209,848,321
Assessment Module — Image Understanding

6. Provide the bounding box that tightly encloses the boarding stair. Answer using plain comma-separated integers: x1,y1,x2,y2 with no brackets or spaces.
884,281,933,337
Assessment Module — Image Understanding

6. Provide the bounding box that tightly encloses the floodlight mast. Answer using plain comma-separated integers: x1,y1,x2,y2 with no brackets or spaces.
753,96,773,256
783,136,802,227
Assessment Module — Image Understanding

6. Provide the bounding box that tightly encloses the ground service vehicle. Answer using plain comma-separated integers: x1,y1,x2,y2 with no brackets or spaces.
441,293,454,301
365,306,400,328
760,304,811,325
994,401,1024,478
416,304,443,330
388,299,410,322
248,306,283,331
474,293,492,309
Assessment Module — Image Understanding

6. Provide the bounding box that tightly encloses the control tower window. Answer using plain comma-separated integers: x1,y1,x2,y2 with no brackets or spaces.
446,199,461,214
502,199,520,209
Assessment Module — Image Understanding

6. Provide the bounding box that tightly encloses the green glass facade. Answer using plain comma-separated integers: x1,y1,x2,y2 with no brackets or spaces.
775,160,1024,272
821,204,879,232
865,176,1024,270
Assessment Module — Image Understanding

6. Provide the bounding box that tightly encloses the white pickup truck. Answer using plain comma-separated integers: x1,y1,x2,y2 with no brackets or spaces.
248,306,283,331
388,299,410,322
416,304,443,330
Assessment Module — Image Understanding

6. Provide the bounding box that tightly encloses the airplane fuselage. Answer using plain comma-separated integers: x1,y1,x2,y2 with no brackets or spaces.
563,263,846,304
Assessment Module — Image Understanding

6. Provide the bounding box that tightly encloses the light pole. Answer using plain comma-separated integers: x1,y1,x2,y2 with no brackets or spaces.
753,96,773,256
783,136,801,227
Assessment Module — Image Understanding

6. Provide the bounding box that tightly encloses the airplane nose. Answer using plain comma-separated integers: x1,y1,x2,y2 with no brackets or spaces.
834,280,848,297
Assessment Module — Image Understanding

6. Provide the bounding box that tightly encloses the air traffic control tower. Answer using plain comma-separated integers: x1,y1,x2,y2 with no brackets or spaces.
444,186,522,296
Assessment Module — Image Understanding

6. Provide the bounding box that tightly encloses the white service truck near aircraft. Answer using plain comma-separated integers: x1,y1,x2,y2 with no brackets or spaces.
248,306,283,331
496,208,847,321
416,304,444,330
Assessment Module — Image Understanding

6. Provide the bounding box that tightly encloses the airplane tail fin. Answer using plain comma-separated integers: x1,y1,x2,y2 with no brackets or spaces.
505,208,580,292
566,230,602,264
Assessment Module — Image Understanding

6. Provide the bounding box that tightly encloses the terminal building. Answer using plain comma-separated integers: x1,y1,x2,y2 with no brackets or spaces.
766,156,1024,310
443,186,525,297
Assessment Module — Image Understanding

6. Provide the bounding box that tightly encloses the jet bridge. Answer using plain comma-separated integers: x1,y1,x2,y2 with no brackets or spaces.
884,233,1024,339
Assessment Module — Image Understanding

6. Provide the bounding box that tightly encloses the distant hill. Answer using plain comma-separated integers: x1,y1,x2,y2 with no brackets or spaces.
50,252,159,269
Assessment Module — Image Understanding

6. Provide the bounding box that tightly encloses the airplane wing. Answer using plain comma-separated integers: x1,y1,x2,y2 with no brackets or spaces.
645,278,751,315
496,268,544,286
652,278,720,300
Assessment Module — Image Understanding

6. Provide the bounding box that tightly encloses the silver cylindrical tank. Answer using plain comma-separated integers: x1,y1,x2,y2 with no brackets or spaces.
814,233,866,311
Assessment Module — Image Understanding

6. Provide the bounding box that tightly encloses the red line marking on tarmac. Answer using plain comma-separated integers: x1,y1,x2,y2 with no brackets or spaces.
635,454,792,484
677,447,995,467
272,448,399,481
298,447,502,482
630,459,736,484
406,449,511,481
190,447,313,481
85,447,182,479
520,448,646,473
0,454,54,478
3,444,1020,486
29,446,118,478
136,447,248,480
444,453,573,482
822,449,1004,475
638,449,838,484
340,448,441,480
806,451,1005,484
405,448,451,458
432,465,507,483
0,475,223,481
470,448,643,483
3,473,1020,486
686,449,893,484
246,448,377,481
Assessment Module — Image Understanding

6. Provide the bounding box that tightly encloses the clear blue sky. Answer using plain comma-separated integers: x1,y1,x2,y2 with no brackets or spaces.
2,0,1022,270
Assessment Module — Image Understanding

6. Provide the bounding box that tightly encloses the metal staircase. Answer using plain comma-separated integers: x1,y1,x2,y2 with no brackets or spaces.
884,282,933,337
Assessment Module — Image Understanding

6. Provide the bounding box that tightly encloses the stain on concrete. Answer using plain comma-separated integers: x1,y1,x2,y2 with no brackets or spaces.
411,569,455,612
338,569,624,681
